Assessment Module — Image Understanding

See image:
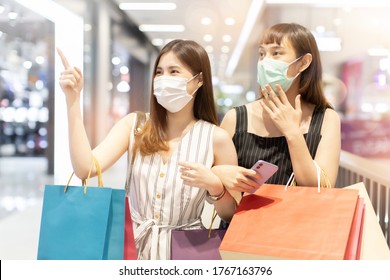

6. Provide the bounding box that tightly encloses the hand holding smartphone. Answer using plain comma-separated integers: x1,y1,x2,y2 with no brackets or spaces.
247,160,278,193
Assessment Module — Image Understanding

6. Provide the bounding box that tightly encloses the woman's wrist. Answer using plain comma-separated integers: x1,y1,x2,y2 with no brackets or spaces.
206,175,225,196
206,187,226,203
284,128,304,142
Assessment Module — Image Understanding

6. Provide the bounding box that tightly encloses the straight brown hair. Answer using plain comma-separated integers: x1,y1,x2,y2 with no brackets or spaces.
134,39,218,156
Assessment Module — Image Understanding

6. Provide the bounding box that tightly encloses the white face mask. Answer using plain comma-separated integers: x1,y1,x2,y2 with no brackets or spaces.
153,74,200,113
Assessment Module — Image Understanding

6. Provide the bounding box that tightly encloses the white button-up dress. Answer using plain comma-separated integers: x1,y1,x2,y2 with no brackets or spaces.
127,120,215,260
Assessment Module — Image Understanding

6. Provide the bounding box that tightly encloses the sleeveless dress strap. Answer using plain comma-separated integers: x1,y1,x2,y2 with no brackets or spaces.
234,105,248,133
305,107,325,159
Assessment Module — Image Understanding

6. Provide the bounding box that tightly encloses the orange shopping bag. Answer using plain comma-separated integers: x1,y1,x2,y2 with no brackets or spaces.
219,184,364,260
344,197,365,260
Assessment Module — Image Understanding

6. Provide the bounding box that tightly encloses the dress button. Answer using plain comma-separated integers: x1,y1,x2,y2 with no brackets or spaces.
159,172,165,177
154,214,160,219
156,193,161,199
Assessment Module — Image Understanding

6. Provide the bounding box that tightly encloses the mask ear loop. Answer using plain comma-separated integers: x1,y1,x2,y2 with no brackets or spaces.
187,72,202,96
285,56,304,80
187,72,201,83
292,53,313,77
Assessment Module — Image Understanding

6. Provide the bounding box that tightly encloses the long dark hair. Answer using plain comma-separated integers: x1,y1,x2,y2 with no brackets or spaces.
259,23,332,109
135,39,217,155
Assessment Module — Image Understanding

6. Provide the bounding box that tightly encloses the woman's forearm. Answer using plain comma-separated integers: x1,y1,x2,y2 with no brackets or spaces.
66,96,94,179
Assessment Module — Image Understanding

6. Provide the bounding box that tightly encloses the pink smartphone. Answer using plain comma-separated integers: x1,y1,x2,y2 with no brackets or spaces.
247,160,278,193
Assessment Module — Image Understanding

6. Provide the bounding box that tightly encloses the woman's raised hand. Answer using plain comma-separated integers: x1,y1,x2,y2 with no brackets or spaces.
259,84,302,138
57,48,83,99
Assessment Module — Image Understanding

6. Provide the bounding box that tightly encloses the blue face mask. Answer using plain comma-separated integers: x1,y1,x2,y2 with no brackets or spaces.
257,56,302,93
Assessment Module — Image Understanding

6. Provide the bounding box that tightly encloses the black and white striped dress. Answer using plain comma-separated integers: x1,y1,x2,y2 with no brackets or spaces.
233,105,325,185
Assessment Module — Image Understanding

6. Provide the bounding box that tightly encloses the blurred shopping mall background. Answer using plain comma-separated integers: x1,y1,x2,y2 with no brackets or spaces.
0,0,390,258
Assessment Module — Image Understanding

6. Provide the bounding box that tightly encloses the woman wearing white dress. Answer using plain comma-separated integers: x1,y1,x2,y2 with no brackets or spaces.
57,39,241,260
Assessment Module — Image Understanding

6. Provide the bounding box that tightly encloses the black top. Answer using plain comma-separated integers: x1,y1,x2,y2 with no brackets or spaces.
232,105,325,185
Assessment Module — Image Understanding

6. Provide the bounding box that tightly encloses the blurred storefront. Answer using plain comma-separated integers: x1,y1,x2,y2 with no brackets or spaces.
0,0,156,177
0,1,54,173
340,55,390,158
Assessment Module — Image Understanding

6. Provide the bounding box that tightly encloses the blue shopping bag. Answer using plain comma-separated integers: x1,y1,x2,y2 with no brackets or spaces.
37,184,126,260
37,157,127,260
105,187,126,259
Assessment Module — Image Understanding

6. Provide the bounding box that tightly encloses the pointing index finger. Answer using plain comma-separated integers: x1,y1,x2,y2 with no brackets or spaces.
56,47,71,69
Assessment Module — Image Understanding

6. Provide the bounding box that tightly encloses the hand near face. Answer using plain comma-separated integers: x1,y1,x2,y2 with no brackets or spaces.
57,48,83,99
259,84,302,137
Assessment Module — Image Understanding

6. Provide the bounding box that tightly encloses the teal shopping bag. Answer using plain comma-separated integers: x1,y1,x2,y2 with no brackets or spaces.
37,184,126,260
37,157,127,260
104,187,126,259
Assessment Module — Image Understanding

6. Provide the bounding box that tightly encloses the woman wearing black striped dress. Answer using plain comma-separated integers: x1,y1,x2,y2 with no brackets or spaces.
213,23,341,194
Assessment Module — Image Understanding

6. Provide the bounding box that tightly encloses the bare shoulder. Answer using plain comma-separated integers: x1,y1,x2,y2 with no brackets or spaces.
111,112,144,138
220,108,236,123
213,125,232,144
212,124,237,165
324,108,341,125
222,107,236,119
220,108,237,137
321,108,341,134
118,112,137,128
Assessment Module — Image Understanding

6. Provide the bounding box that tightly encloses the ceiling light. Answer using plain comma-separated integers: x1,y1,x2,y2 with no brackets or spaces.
119,3,176,11
222,35,232,43
225,17,235,26
205,45,214,53
139,24,185,32
151,38,164,46
201,17,211,25
314,35,342,52
203,34,213,42
221,46,230,53
23,61,33,69
112,56,121,65
8,11,18,20
333,18,342,26
117,81,130,93
120,66,129,75
35,56,45,64
368,48,389,56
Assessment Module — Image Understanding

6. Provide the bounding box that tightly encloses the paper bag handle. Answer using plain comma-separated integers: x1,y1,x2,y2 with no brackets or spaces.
207,208,218,238
285,160,331,192
64,156,103,194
